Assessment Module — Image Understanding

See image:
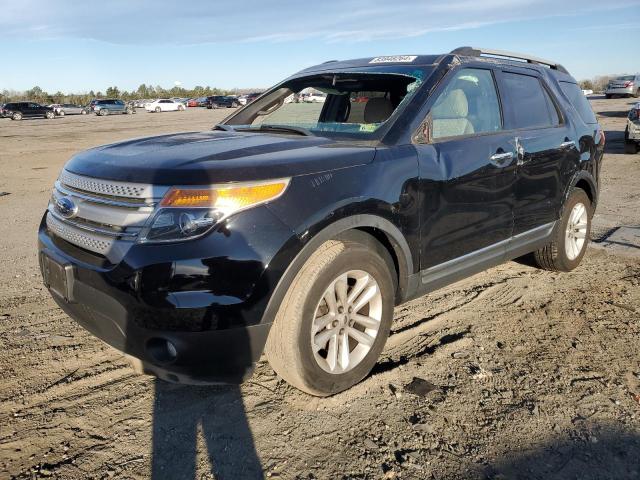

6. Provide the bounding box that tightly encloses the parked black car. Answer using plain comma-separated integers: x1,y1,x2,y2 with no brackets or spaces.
2,102,55,120
39,47,604,396
206,95,239,108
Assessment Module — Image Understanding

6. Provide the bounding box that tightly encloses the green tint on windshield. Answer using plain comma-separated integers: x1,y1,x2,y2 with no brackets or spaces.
228,68,428,137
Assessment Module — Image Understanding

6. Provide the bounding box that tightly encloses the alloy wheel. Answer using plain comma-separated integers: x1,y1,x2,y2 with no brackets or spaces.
565,202,588,260
311,270,382,374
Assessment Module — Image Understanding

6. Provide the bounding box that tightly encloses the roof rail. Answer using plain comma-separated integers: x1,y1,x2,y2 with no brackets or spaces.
450,46,568,74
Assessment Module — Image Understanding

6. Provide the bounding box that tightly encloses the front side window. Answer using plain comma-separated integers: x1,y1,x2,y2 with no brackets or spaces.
502,72,560,129
226,66,430,138
429,68,502,140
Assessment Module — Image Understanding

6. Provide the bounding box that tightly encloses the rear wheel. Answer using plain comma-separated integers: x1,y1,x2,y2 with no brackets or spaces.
11,112,22,121
81,109,87,115
155,106,161,113
265,237,394,396
99,109,108,116
605,94,612,99
532,188,591,272
178,105,185,111
45,111,55,119
633,89,640,98
57,110,65,117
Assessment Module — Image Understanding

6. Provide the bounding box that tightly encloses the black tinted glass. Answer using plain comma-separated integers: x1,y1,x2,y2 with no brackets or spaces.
503,72,559,129
559,81,597,124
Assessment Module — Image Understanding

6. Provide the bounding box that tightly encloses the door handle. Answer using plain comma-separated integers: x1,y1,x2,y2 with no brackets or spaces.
489,151,514,166
560,140,576,149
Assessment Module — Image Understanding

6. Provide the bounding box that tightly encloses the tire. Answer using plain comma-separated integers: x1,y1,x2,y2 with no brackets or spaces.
532,188,591,272
232,102,238,108
265,237,395,396
57,110,65,117
11,112,22,121
99,109,108,116
126,108,133,114
605,94,612,99
45,111,55,119
155,107,161,113
625,128,639,154
81,110,87,115
635,89,640,98
178,105,185,111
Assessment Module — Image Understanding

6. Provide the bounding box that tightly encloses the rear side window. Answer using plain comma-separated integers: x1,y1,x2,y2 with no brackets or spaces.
559,81,597,124
502,72,560,129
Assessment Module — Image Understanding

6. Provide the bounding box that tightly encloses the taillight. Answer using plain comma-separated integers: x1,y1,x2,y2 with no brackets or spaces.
599,129,606,147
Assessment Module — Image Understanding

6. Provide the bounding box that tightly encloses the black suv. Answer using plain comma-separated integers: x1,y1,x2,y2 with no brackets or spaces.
38,47,604,396
206,95,239,108
2,102,55,120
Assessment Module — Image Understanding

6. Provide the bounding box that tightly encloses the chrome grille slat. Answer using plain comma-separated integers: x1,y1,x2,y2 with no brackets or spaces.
55,182,155,208
58,170,163,199
47,213,114,255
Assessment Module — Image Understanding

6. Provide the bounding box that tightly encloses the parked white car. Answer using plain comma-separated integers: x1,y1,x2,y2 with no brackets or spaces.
145,99,186,113
303,93,327,103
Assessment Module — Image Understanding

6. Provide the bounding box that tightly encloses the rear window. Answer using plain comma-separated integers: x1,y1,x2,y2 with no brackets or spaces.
502,72,560,129
559,81,597,124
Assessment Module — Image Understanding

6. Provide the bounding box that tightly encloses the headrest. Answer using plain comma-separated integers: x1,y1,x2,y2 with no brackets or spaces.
364,97,394,123
431,89,469,119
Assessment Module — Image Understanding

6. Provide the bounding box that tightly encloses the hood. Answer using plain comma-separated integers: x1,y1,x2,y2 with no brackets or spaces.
64,131,376,185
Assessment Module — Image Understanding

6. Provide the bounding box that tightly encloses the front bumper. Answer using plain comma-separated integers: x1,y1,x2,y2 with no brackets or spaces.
38,206,300,384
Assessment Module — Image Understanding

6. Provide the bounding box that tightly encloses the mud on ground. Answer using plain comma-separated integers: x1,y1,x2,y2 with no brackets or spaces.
0,99,639,479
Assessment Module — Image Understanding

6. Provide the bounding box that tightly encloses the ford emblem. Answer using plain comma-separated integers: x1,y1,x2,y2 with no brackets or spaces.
55,196,78,219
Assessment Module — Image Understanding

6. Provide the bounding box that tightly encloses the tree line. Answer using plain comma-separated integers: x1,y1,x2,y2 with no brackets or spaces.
0,84,261,105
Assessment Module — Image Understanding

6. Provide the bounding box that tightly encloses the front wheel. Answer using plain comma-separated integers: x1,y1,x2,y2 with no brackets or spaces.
532,188,591,272
155,107,161,113
605,94,612,99
265,237,394,396
81,109,87,115
99,109,108,116
57,110,65,117
45,111,55,119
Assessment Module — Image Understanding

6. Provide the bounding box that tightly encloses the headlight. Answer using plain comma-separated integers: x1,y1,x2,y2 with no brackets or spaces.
138,178,290,243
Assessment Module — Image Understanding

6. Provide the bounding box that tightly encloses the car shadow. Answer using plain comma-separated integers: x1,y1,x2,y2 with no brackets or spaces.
151,381,263,479
460,421,640,479
597,110,629,118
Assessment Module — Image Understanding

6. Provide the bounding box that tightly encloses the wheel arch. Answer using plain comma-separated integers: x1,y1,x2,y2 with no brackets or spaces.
566,170,598,213
260,214,413,327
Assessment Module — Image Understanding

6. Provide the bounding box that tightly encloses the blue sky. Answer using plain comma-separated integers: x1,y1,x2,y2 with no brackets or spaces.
0,0,639,93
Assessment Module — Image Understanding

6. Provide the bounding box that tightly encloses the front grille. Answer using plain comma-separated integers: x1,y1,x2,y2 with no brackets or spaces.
47,213,113,255
47,170,170,258
59,170,154,198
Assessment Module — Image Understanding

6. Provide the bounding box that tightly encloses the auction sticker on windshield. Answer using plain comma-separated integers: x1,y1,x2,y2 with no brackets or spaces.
369,55,417,63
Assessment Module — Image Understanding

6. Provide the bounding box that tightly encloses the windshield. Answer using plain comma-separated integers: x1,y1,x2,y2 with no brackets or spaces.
225,66,430,138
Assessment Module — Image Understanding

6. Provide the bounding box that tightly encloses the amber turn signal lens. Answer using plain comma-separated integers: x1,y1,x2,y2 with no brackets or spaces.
160,180,289,210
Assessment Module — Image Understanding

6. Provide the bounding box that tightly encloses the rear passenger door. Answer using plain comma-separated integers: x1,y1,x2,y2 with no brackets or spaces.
415,67,517,269
497,69,578,235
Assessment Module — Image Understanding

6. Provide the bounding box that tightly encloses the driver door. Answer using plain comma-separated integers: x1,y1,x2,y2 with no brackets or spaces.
414,67,517,274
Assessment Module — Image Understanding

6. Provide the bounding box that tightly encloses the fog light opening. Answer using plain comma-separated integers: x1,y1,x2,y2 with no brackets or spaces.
146,337,178,364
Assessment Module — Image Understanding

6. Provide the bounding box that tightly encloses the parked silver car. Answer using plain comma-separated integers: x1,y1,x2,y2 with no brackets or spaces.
605,74,640,98
52,104,86,116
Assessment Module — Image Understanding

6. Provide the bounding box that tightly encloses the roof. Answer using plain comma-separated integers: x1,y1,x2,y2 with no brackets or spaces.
297,47,570,78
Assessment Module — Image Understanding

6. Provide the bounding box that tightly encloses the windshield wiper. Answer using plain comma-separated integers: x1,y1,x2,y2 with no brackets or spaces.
239,124,314,136
213,124,236,132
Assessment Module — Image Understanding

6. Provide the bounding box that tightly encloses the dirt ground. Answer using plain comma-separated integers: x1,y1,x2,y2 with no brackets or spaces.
0,99,639,480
